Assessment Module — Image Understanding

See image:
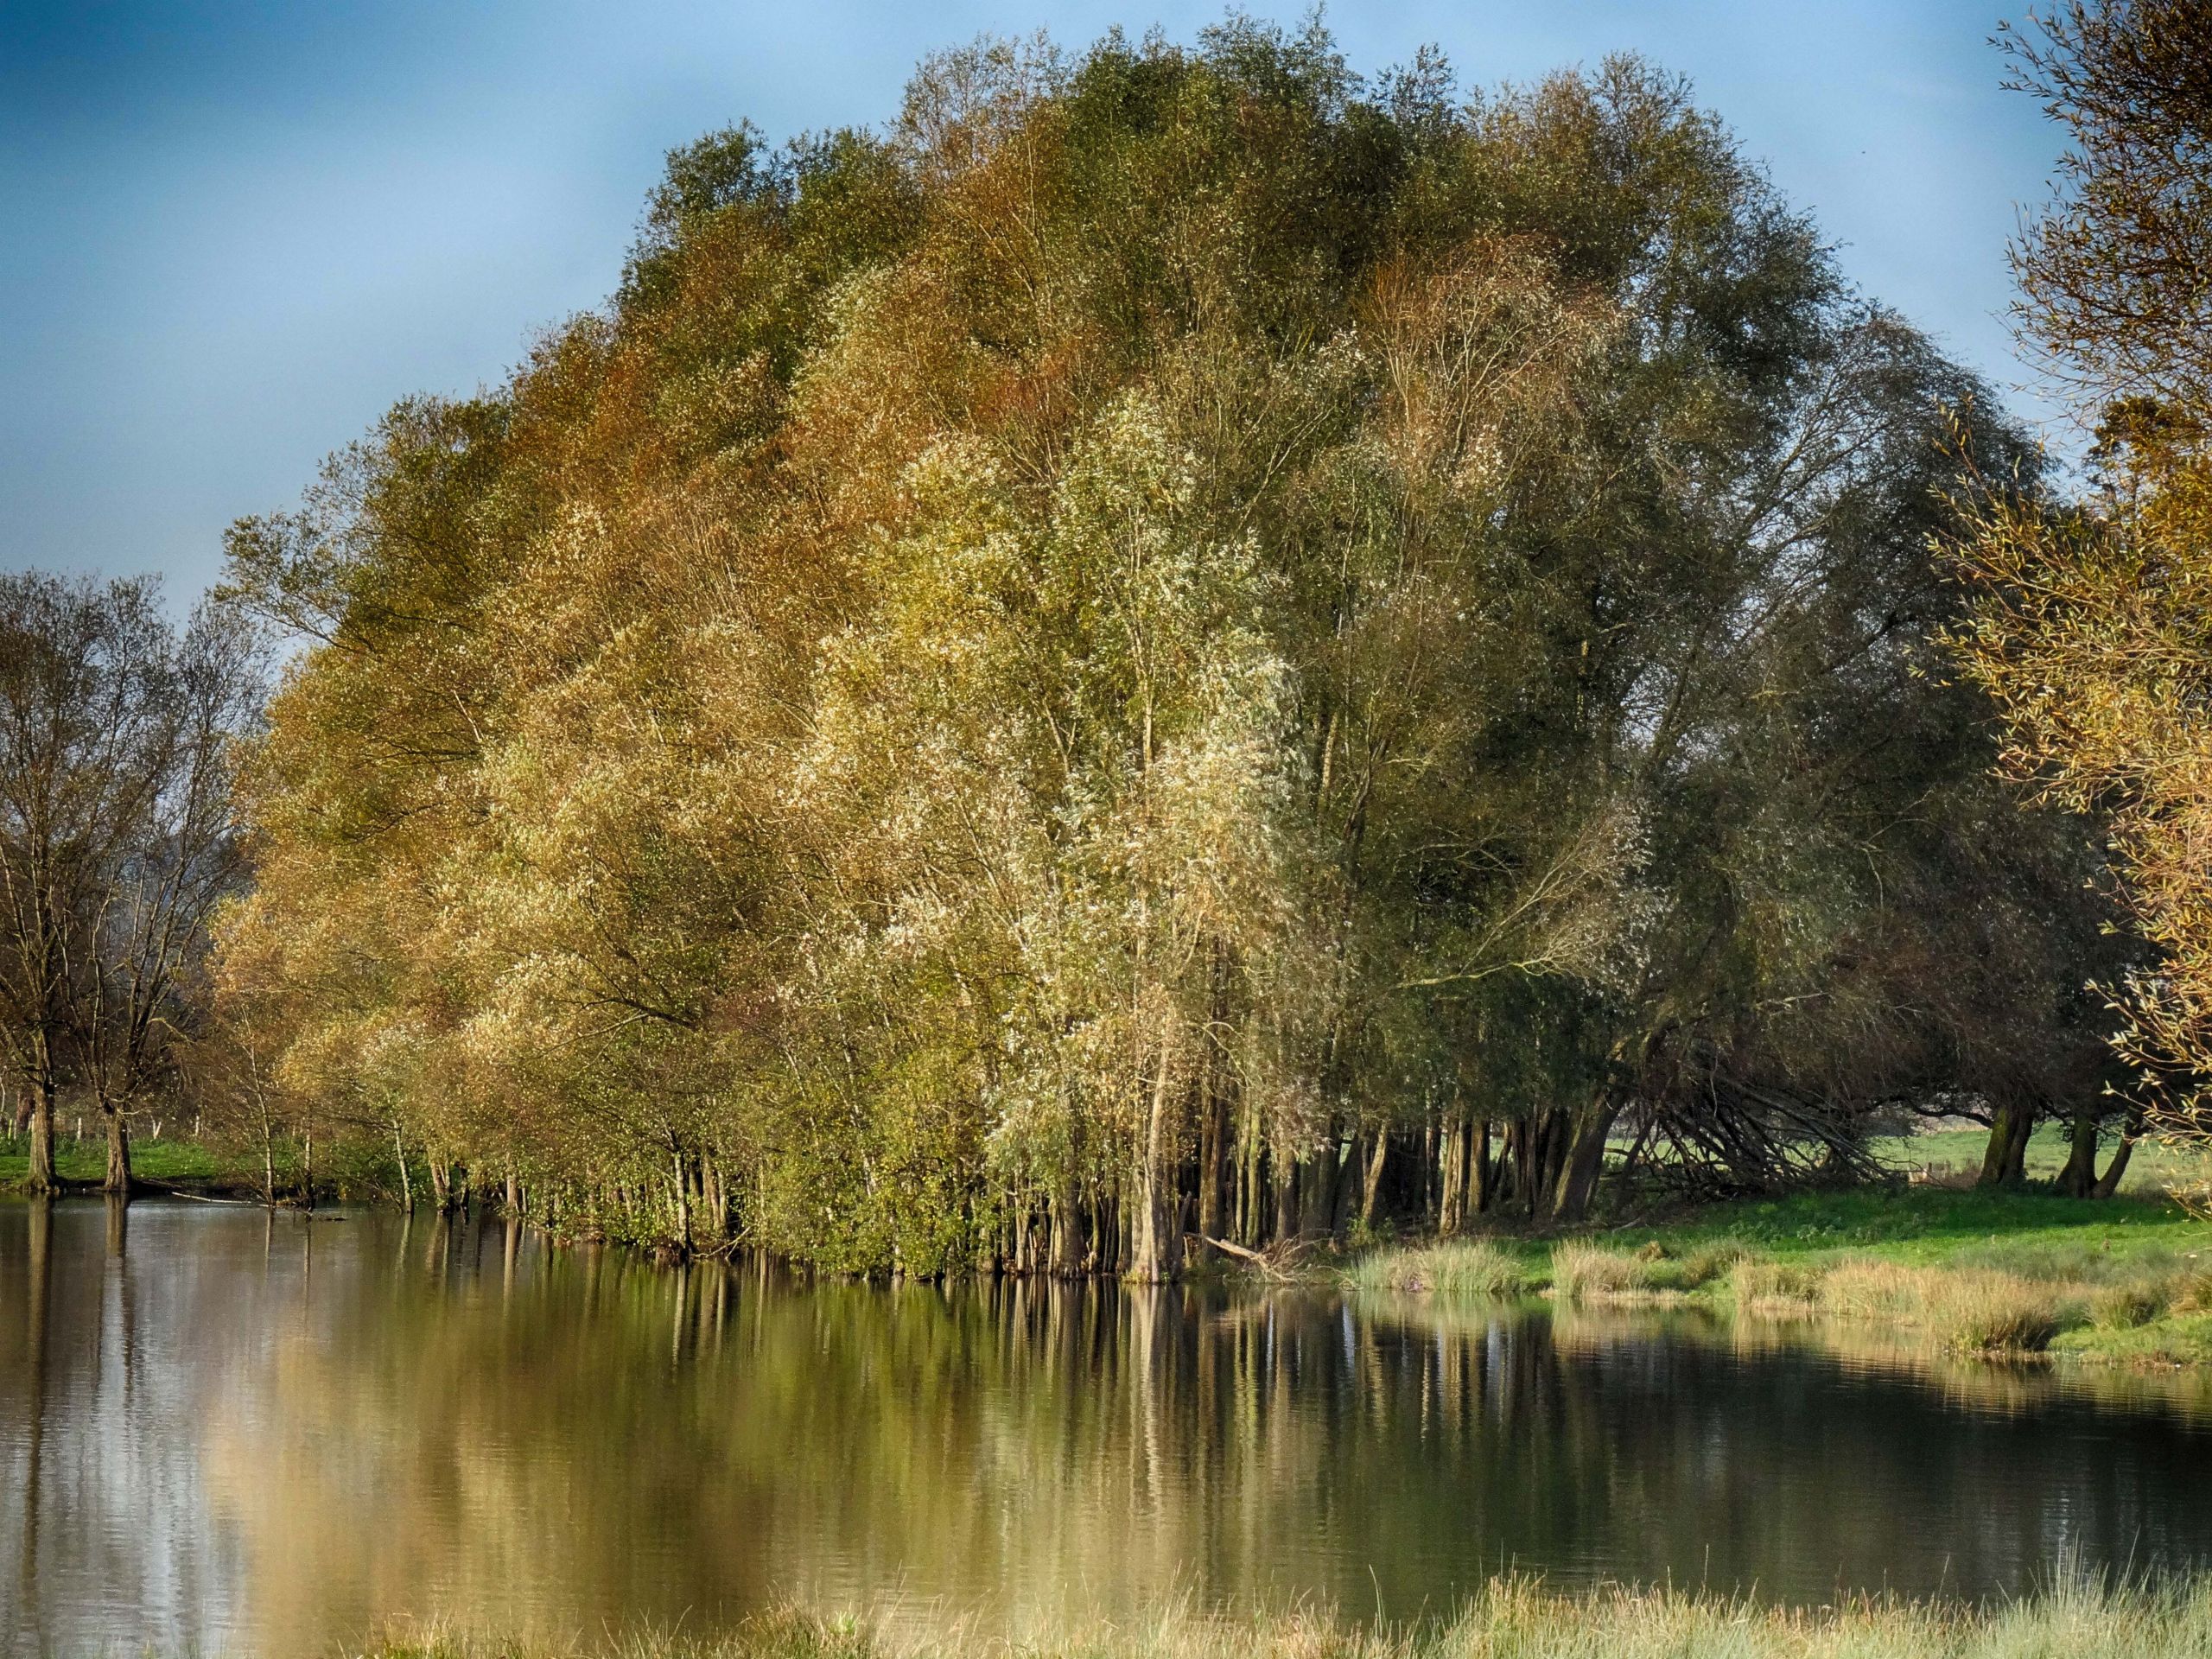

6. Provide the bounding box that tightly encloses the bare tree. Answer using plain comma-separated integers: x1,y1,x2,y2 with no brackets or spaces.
0,575,260,1192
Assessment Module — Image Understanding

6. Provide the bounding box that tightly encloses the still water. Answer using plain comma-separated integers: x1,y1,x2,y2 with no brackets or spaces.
7,1198,2212,1655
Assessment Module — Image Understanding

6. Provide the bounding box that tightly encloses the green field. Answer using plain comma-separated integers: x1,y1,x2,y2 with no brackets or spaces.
0,1135,237,1190
1866,1122,2210,1194
1351,1173,2212,1365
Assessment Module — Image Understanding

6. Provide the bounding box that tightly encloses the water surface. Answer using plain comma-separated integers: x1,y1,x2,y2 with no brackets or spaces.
5,1198,2212,1656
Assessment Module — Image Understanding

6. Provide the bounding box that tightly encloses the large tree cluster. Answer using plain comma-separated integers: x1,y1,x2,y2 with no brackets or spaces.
220,22,2112,1270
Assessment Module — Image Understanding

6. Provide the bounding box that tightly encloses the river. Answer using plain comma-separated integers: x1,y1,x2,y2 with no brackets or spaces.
5,1198,2212,1655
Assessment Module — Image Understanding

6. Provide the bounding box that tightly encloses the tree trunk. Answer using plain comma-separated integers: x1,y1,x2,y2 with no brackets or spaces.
1438,1116,1466,1236
1979,1100,2034,1189
393,1122,414,1212
1272,1143,1298,1244
2093,1122,2141,1198
25,1077,55,1194
1360,1130,1389,1230
1128,1057,1182,1283
2055,1108,2100,1198
1548,1095,1620,1224
102,1104,131,1196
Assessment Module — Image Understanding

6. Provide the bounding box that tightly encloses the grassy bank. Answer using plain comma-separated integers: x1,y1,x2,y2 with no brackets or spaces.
1346,1184,2212,1363
0,1135,237,1190
355,1580,2212,1659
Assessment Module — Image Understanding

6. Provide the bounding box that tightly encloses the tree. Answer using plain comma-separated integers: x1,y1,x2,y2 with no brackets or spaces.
0,575,259,1192
221,22,2114,1267
1947,0,2212,1156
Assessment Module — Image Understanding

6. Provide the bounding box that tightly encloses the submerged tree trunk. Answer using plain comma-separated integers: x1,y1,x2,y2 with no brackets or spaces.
102,1104,130,1196
25,1077,55,1194
393,1122,414,1212
1128,1056,1182,1283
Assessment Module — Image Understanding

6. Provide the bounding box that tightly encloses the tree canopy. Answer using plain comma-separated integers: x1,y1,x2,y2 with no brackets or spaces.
219,21,2114,1270
1948,0,2211,1166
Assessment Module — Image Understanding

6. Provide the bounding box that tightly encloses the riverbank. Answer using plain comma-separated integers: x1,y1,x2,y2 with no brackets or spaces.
354,1580,2212,1659
1347,1183,2212,1363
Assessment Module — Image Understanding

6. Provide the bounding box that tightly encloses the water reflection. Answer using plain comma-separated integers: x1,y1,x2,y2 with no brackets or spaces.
3,1200,2212,1656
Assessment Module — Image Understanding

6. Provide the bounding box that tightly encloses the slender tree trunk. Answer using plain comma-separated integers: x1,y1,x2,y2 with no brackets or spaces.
1472,1119,1495,1215
393,1122,414,1212
1439,1115,1465,1236
2093,1117,2142,1198
671,1150,691,1255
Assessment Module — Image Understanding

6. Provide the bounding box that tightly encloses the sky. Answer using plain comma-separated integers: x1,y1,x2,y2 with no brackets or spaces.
0,1,2064,605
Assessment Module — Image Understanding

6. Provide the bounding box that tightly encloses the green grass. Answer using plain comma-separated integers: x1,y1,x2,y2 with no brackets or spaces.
1348,1180,2212,1362
349,1579,2212,1659
0,1135,234,1189
1866,1122,2212,1195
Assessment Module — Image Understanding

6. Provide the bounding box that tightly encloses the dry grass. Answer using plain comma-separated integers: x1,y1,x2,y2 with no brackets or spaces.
1730,1258,1821,1310
1550,1240,1747,1303
353,1577,2212,1659
1740,1256,2067,1354
1342,1239,1529,1297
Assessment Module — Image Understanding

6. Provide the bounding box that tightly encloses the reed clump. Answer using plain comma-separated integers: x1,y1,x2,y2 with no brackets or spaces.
1551,1240,1747,1303
1750,1256,2065,1353
1343,1240,1529,1298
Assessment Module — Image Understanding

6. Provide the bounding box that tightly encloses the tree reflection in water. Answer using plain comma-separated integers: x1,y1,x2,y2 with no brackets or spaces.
3,1200,2212,1656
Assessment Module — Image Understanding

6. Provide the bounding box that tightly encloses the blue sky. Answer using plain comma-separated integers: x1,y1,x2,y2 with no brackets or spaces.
1,1,2061,602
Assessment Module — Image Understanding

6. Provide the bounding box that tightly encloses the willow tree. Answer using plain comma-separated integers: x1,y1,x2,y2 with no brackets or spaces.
1947,0,2211,1169
221,21,2109,1266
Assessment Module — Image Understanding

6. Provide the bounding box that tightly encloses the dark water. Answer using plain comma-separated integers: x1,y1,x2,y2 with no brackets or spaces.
7,1200,2212,1656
